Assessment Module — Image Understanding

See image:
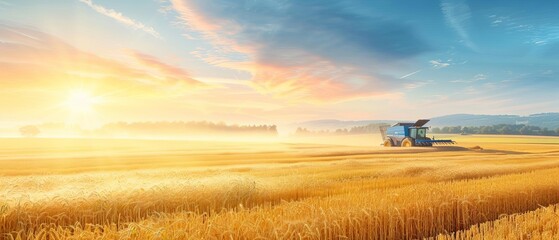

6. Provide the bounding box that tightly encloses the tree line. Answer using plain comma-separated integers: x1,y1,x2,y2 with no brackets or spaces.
295,123,390,136
97,121,277,136
431,124,559,136
19,121,278,138
294,123,559,137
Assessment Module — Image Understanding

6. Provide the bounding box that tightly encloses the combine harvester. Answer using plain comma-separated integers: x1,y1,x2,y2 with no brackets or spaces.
380,119,455,147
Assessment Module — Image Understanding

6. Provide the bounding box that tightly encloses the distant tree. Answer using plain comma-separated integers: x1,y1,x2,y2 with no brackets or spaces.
480,126,493,134
295,127,310,135
519,125,530,135
498,125,511,135
449,126,462,134
335,129,346,134
19,125,40,138
431,124,559,136
542,127,554,136
462,127,473,134
269,125,278,134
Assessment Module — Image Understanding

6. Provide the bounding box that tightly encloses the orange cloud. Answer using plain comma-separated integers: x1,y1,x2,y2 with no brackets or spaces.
0,24,206,94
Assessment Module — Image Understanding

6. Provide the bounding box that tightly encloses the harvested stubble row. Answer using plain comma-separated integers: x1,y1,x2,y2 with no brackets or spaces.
11,167,559,240
436,204,559,240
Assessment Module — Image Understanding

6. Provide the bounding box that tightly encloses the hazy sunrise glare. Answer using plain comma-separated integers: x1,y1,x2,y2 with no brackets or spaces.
1,0,558,135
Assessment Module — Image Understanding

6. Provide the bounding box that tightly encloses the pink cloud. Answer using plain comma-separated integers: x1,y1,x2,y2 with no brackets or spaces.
246,62,388,103
127,51,206,87
170,0,404,103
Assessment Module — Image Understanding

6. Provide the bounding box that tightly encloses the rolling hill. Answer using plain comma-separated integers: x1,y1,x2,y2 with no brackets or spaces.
287,113,559,132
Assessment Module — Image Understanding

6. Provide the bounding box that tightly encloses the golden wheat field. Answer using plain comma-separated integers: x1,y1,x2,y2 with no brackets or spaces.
1,135,559,240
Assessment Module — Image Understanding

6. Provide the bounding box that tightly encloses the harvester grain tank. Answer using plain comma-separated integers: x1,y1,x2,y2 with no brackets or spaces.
380,119,455,147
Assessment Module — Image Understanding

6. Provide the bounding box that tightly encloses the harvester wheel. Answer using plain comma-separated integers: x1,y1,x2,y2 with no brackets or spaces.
401,138,414,147
383,139,394,147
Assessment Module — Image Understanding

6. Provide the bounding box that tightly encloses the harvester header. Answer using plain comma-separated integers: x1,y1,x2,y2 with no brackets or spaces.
380,119,455,147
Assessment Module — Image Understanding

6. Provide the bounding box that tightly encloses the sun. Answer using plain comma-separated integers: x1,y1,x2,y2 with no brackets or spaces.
64,89,101,114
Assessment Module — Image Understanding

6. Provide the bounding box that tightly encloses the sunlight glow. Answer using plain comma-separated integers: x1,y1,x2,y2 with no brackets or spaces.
64,89,101,114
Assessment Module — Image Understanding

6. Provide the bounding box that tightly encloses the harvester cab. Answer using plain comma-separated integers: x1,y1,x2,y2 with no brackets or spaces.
381,119,455,147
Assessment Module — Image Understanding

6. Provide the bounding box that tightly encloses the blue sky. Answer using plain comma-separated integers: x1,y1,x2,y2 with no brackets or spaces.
0,0,557,126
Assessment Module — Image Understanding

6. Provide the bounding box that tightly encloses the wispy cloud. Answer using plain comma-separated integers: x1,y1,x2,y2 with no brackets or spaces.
487,14,559,47
441,0,477,51
79,0,161,39
450,73,487,83
404,80,433,89
488,14,534,32
473,74,487,81
155,0,174,15
429,59,451,69
399,69,421,79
